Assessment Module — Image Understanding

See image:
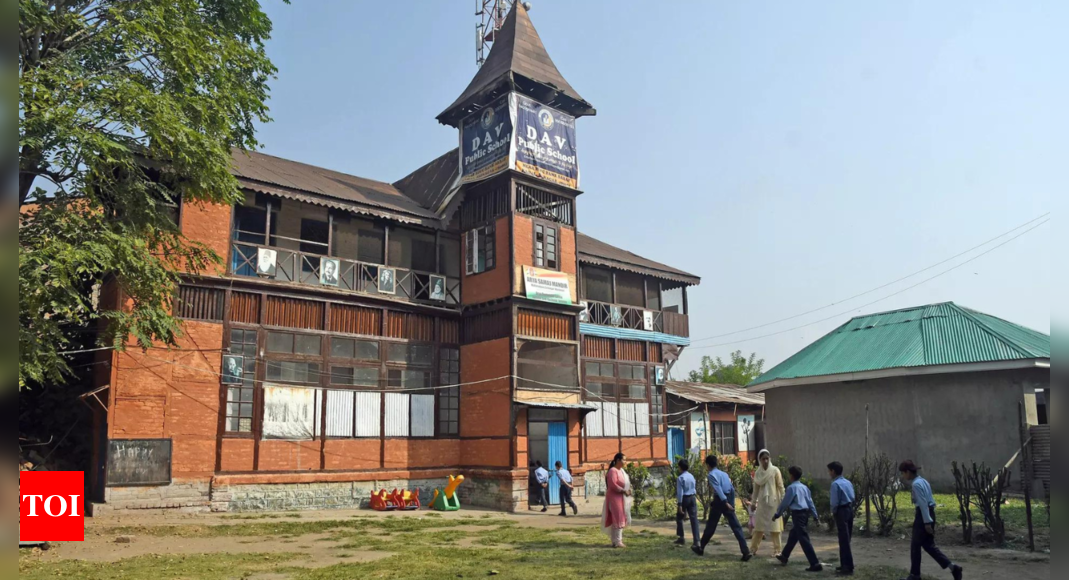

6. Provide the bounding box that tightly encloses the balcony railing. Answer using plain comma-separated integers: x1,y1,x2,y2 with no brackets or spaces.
581,300,689,338
231,243,461,307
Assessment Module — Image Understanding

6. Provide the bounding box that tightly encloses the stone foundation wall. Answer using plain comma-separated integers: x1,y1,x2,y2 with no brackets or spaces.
95,480,212,514
583,466,670,498
208,474,528,513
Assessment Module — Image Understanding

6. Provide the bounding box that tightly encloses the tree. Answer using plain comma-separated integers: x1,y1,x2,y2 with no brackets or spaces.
686,350,765,386
19,0,280,388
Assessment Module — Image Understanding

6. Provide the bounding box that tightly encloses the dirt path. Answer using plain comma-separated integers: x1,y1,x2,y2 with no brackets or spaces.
38,501,1048,580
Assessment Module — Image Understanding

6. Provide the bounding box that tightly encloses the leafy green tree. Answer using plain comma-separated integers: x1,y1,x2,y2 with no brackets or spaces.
686,350,766,386
19,0,280,388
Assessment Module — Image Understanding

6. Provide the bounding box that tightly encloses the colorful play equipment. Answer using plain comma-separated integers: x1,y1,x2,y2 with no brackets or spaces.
369,488,421,511
430,475,465,511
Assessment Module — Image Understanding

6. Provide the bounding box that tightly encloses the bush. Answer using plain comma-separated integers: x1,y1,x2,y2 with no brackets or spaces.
957,462,1011,545
624,462,651,517
862,454,900,536
952,461,974,544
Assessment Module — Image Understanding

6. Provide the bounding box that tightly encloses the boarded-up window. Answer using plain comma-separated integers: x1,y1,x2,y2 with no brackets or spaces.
230,292,261,324
355,392,381,437
517,309,575,341
325,390,355,438
329,304,382,336
262,386,320,440
582,336,613,359
265,296,324,330
176,286,224,321
617,340,646,362
602,402,620,437
620,403,638,437
410,395,435,437
635,403,651,436
585,402,604,437
384,393,409,437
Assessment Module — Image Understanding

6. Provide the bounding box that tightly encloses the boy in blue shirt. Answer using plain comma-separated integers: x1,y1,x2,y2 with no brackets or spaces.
774,466,822,572
691,455,753,562
828,461,856,575
899,460,963,580
555,461,578,516
534,461,550,512
673,459,700,549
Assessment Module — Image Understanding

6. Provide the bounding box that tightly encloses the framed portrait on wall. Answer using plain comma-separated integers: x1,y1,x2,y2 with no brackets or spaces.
257,248,278,277
320,258,340,287
222,355,244,384
428,275,446,301
378,267,396,295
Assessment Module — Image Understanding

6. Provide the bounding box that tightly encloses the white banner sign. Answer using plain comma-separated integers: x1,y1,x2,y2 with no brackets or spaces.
263,385,317,440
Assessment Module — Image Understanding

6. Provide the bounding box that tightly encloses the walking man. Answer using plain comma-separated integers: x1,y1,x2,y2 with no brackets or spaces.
555,461,578,516
692,455,753,562
534,461,550,512
899,460,963,580
828,462,856,575
774,466,823,572
673,459,700,549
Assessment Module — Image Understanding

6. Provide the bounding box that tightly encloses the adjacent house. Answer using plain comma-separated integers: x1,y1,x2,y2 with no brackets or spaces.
748,302,1050,490
86,3,700,513
664,382,765,464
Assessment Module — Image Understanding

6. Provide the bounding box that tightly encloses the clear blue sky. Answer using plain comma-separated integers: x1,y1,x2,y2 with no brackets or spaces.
254,0,1058,376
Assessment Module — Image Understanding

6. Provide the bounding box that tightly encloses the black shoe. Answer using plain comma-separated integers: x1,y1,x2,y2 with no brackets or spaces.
558,512,567,517
741,553,753,563
835,568,853,576
806,565,824,573
691,545,704,557
541,508,548,513
951,565,963,580
674,537,686,546
776,554,789,566
572,505,578,515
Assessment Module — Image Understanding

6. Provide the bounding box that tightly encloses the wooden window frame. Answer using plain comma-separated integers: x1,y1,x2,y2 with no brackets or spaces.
532,220,560,271
580,357,654,439
465,223,496,276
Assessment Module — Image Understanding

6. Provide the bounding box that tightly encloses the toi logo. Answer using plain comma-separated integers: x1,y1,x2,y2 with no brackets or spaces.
19,471,85,542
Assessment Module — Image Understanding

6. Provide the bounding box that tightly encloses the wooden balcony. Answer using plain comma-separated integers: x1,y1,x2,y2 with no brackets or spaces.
230,242,461,308
581,300,689,338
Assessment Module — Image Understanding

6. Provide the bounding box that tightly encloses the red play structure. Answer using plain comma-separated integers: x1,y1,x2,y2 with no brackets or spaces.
369,488,421,511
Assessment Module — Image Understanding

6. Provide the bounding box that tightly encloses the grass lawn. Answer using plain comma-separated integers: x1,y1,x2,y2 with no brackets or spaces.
634,492,1049,550
19,514,909,580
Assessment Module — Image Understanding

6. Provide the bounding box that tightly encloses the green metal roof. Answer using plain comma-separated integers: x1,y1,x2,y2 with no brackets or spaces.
749,302,1050,387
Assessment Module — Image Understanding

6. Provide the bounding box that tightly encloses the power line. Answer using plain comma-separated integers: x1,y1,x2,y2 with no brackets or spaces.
688,217,1050,351
690,212,1050,344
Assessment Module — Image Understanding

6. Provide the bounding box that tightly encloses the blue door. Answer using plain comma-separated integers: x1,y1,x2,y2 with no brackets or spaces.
668,428,686,463
547,422,568,505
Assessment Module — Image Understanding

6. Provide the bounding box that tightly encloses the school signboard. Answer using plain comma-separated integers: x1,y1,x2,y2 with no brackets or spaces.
523,266,572,305
458,93,579,189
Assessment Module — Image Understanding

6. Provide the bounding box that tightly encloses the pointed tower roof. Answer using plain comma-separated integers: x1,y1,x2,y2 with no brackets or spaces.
437,2,595,127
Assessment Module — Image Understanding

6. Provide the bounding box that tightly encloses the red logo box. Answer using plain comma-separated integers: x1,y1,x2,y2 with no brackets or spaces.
19,471,85,542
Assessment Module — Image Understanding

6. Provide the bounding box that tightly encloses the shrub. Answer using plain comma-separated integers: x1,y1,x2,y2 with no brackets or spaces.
952,461,974,544
848,465,866,527
960,462,1011,545
624,462,651,517
861,454,900,536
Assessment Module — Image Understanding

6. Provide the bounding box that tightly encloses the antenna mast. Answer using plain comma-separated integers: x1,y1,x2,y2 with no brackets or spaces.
476,0,524,68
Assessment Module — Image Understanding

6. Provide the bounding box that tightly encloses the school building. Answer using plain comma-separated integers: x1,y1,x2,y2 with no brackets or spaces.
85,3,701,513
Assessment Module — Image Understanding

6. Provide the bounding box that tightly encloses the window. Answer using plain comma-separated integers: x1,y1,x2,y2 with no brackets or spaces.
711,422,737,455
389,227,437,272
267,332,322,356
299,218,329,256
331,338,379,361
534,223,559,270
330,366,380,387
438,237,461,278
266,361,320,383
618,364,645,381
651,387,664,434
585,361,614,378
387,343,433,366
615,272,645,307
662,286,685,314
388,369,431,390
626,384,648,401
225,329,257,433
582,267,612,303
516,341,578,389
438,387,459,436
465,224,496,275
358,221,386,264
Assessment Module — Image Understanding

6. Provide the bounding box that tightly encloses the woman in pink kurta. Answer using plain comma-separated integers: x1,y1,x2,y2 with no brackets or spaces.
602,453,632,548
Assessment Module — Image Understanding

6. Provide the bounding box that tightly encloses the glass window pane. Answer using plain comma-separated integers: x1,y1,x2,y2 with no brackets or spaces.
387,343,432,366
662,287,684,314
331,366,354,384
354,340,379,361
231,329,244,344
616,272,645,307
332,338,355,359
629,384,647,400
295,334,322,356
353,367,379,387
267,332,293,354
585,362,600,377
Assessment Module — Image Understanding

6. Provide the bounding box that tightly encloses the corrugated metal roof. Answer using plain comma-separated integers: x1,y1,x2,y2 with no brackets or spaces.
665,382,765,406
230,150,441,224
579,323,690,346
437,2,595,127
750,302,1050,387
577,232,701,286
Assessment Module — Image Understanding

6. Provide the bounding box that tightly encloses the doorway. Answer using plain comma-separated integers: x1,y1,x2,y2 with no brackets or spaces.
527,409,568,505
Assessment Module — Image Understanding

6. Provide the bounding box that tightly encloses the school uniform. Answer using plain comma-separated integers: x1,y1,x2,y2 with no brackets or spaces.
534,467,550,510
775,480,821,570
557,467,578,515
830,475,857,573
675,471,700,547
907,476,962,580
694,468,751,559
